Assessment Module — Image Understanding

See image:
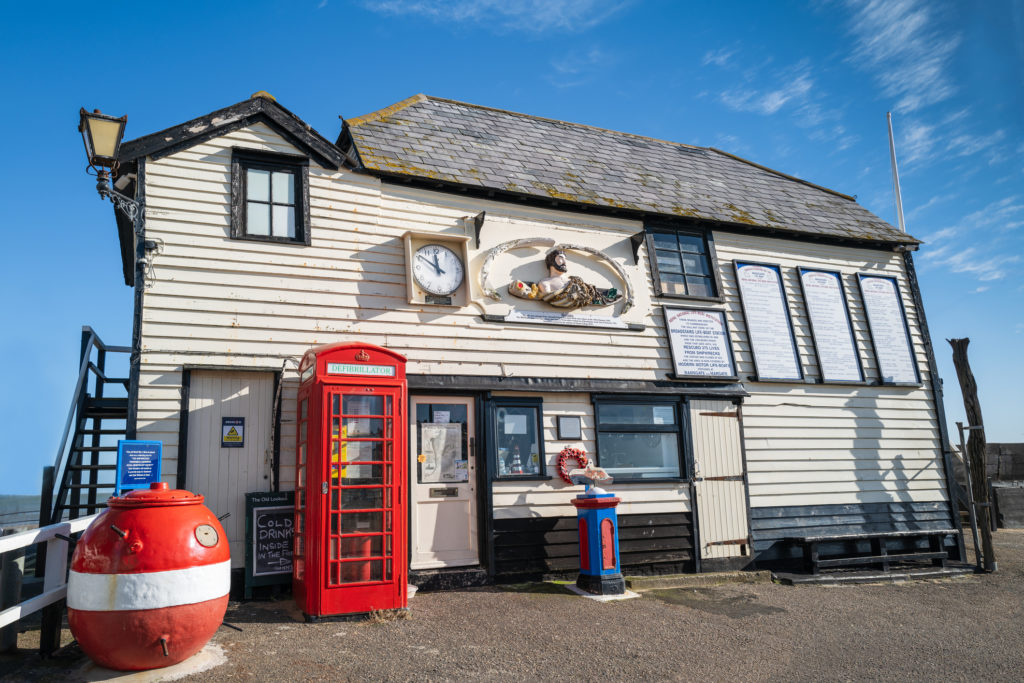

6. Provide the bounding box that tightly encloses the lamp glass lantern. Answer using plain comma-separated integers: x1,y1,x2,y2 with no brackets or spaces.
79,108,127,169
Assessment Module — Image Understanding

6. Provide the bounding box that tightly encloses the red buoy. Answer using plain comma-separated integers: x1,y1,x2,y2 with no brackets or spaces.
67,482,230,671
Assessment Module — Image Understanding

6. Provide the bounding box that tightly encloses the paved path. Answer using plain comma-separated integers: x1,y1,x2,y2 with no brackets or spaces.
4,530,1023,681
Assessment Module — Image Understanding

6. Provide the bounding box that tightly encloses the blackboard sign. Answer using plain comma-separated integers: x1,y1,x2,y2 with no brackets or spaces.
244,491,295,598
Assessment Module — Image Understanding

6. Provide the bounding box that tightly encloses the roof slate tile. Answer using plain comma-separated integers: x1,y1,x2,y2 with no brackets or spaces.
346,95,915,244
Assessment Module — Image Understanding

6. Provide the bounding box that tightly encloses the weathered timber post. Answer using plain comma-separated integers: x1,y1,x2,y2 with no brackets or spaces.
948,338,997,571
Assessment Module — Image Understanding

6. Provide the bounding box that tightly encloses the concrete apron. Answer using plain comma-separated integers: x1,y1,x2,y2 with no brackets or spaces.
74,643,227,683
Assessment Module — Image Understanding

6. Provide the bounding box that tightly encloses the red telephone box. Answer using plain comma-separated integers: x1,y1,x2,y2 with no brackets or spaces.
293,342,407,618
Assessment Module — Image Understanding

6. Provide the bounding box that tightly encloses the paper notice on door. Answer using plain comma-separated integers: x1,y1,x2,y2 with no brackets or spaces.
433,411,451,424
419,423,464,484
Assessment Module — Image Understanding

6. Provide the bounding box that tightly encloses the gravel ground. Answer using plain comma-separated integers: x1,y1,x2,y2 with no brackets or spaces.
3,530,1023,682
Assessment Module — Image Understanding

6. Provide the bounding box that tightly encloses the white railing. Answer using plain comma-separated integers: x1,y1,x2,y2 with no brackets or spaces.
0,514,99,630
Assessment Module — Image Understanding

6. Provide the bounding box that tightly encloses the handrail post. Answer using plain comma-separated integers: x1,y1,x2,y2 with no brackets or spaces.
38,524,70,657
35,466,55,577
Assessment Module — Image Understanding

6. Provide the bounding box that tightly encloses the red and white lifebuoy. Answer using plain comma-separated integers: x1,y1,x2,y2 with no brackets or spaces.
557,447,589,485
67,483,230,671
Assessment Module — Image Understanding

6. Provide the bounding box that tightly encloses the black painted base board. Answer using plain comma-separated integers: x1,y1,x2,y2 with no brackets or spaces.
577,572,625,595
700,556,754,572
751,501,963,571
409,566,489,592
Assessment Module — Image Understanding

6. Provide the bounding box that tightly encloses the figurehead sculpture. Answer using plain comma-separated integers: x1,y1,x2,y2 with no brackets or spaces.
508,249,622,309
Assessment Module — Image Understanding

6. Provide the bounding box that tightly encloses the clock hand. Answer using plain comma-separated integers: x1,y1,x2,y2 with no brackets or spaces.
432,253,446,275
416,254,437,270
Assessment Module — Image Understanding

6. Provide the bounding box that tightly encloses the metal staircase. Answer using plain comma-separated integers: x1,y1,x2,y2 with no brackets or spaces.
41,327,130,526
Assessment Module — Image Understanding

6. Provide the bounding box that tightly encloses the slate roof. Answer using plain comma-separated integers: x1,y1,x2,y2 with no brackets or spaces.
345,94,916,245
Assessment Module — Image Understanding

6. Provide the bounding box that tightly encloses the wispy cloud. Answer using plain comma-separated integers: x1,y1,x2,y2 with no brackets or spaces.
962,195,1024,231
702,47,736,67
363,0,633,33
934,247,1019,281
548,47,613,87
317,0,327,8
907,193,957,220
720,63,814,116
845,0,960,114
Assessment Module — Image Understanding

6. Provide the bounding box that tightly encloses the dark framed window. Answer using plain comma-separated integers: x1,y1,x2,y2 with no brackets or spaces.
594,399,685,482
645,225,722,300
490,398,546,479
231,149,310,245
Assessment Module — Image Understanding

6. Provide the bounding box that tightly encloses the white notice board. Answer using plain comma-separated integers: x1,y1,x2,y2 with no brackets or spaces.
663,306,737,379
857,274,919,385
734,262,802,381
798,268,864,383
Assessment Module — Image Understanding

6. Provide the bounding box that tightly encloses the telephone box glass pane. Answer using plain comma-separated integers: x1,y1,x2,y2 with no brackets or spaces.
342,488,383,510
345,418,384,437
339,560,382,583
342,441,383,462
338,464,383,483
344,395,384,415
340,536,383,557
340,512,382,533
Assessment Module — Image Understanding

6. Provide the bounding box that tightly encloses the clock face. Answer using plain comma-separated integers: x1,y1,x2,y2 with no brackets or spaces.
413,244,465,296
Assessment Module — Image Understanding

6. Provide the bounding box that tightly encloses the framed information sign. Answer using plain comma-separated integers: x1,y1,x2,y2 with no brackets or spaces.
797,268,864,383
857,274,920,385
663,306,738,380
115,440,162,495
733,261,802,381
244,490,295,598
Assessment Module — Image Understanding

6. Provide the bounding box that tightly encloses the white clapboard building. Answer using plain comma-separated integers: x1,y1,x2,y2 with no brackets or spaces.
102,92,962,583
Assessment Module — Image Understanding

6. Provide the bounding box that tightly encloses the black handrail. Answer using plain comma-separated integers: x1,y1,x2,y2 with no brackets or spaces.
46,326,130,525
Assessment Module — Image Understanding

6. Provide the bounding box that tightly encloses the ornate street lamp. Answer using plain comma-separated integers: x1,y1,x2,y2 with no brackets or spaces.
78,108,141,222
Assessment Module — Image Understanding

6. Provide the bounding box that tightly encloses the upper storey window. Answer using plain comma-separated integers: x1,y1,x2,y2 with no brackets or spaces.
231,149,310,245
645,226,721,300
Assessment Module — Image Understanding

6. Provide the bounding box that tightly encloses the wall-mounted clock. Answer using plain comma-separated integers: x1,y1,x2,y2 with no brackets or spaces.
402,230,472,307
413,243,464,296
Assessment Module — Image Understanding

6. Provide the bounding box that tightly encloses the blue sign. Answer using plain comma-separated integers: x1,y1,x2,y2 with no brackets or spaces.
116,440,162,494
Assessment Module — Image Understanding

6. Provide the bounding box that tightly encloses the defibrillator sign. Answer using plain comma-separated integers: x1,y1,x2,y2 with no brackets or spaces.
222,417,245,448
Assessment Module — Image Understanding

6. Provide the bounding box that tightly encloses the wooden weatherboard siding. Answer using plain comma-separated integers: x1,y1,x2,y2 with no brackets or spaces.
750,502,957,567
710,233,956,565
131,119,956,572
493,512,694,580
490,392,691,521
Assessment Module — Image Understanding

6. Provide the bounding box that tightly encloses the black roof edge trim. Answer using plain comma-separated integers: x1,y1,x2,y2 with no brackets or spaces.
117,97,349,171
364,169,920,250
406,373,749,397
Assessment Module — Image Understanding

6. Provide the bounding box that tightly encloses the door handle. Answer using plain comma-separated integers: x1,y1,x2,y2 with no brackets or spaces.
321,482,328,495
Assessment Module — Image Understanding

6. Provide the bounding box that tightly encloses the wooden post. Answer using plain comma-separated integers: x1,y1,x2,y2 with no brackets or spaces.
948,338,997,571
0,529,25,653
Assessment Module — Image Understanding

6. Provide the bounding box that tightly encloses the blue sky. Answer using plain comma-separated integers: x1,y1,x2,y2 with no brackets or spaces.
1,0,1021,495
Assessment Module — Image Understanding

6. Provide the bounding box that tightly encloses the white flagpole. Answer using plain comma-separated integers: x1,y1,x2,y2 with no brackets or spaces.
887,112,906,233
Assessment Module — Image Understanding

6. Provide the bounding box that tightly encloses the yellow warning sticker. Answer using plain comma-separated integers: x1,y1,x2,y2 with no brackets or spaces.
221,417,244,448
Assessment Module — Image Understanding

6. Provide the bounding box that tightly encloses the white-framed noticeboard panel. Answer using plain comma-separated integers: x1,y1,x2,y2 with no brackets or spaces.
797,267,865,383
857,273,920,385
733,261,803,381
663,306,738,380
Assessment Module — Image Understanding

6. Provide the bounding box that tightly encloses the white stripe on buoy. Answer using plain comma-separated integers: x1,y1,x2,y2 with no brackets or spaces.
67,560,231,612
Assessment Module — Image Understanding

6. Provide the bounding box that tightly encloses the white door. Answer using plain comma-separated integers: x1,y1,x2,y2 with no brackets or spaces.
186,370,275,568
691,399,751,562
409,396,478,569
